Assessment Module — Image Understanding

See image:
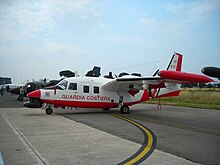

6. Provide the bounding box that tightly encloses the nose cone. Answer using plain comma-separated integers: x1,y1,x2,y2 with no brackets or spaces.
27,89,41,98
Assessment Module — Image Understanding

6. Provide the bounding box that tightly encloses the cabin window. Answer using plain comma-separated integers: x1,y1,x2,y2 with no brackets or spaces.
83,86,89,93
69,83,77,90
94,86,99,94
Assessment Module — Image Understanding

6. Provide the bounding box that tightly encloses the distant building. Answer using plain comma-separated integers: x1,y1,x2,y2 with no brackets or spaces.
0,77,12,85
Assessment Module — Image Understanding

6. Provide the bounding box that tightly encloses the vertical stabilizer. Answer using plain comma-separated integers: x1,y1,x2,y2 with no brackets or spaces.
166,53,183,71
152,53,183,99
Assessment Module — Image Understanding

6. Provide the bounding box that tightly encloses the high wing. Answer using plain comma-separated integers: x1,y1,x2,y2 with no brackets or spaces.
102,76,166,91
102,72,213,92
102,53,214,92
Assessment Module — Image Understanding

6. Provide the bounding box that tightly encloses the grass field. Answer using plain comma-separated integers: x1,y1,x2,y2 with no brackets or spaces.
147,88,220,110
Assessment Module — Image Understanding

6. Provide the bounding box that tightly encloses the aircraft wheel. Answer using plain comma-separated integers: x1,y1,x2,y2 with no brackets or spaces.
46,107,53,115
120,106,130,114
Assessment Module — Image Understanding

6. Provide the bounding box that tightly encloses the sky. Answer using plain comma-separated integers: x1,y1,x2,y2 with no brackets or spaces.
0,0,220,83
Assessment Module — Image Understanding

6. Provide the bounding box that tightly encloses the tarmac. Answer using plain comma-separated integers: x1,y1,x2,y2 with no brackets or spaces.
0,105,199,164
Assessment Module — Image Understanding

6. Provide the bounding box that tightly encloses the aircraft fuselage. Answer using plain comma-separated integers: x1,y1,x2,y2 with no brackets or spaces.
25,76,149,110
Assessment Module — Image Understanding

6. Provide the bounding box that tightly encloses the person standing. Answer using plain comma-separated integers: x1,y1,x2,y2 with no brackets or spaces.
0,85,4,95
18,86,24,101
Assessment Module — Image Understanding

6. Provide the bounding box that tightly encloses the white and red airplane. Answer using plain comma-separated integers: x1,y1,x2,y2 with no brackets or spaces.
24,53,214,115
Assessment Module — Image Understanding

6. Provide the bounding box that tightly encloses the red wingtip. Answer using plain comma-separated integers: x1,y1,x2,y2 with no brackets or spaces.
27,89,41,98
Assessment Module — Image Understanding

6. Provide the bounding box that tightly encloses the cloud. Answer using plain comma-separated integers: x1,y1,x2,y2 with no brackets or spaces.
40,40,87,55
140,0,220,27
98,20,106,29
0,39,89,80
168,0,220,21
0,1,54,40
0,40,87,57
139,0,220,38
140,17,159,25
0,0,101,41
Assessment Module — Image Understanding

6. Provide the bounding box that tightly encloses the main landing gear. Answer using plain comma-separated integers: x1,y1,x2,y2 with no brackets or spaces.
120,105,130,114
46,107,53,115
118,96,130,114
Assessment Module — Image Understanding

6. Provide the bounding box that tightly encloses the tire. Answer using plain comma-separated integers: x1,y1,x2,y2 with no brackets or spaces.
46,107,53,115
120,106,130,114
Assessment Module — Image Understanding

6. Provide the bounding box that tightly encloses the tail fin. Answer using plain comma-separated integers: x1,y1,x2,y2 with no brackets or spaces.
166,53,183,71
152,53,183,99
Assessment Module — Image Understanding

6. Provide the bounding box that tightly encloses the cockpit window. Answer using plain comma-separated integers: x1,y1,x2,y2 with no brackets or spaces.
57,80,68,90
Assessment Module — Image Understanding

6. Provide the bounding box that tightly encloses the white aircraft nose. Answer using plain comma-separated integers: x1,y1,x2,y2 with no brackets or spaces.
27,89,41,98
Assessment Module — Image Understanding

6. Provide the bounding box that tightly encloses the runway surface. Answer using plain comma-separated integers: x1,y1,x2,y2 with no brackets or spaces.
0,93,219,164
56,106,220,165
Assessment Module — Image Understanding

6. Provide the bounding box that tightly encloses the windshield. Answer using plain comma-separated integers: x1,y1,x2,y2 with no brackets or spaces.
56,80,68,90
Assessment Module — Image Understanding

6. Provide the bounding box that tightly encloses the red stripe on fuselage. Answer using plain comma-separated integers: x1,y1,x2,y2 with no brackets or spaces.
42,99,118,109
42,90,150,109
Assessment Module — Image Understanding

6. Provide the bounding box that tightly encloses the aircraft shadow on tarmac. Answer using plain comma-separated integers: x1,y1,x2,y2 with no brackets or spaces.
25,113,51,117
54,109,117,115
52,108,153,116
25,108,159,116
24,109,115,116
